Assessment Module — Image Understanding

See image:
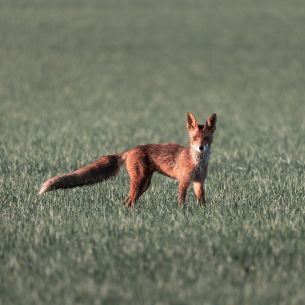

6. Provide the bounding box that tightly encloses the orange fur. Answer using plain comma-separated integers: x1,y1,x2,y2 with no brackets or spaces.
39,112,217,208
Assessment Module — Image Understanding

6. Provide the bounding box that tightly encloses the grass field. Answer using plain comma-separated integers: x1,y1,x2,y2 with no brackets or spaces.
1,0,305,304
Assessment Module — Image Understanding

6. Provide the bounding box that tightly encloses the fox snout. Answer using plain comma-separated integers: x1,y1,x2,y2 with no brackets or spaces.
193,143,209,153
199,144,209,152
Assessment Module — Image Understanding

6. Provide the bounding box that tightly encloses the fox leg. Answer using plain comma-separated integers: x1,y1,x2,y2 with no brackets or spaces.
178,178,191,208
193,180,205,206
125,175,152,208
124,151,153,208
141,173,153,194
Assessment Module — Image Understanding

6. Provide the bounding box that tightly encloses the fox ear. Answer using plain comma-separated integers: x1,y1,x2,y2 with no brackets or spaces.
187,112,198,131
206,113,217,130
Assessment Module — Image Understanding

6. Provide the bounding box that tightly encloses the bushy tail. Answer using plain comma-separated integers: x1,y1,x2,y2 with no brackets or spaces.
38,154,124,194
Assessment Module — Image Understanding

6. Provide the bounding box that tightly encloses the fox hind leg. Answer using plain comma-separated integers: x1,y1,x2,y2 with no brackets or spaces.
125,174,152,208
124,151,153,208
141,173,153,194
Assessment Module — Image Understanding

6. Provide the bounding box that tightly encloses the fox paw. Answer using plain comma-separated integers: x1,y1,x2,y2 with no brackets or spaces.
124,196,134,208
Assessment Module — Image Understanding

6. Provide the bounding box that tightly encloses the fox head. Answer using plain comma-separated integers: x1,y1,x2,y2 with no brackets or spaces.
187,112,217,153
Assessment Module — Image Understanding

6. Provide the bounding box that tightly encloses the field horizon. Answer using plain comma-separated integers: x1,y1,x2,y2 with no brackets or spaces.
1,1,305,304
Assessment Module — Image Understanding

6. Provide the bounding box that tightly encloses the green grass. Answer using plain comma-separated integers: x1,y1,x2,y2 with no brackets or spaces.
1,0,305,304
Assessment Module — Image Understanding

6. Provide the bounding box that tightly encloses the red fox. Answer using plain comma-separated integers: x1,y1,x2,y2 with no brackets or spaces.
39,112,217,208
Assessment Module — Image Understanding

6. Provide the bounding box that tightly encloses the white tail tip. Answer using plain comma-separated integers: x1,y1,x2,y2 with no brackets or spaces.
38,183,48,195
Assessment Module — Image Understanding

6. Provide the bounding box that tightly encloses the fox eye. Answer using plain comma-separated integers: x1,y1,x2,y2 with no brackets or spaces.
193,135,198,141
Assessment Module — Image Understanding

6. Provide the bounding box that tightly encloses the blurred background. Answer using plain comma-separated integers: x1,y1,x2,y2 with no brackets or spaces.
1,0,305,157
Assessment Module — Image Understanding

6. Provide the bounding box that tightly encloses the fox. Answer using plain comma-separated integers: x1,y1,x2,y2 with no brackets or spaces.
39,112,217,208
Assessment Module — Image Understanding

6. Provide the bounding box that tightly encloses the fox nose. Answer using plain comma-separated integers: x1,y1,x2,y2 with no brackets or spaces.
199,145,204,151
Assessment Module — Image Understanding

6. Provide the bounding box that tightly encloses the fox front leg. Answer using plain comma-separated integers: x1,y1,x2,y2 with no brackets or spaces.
193,180,205,206
178,179,191,208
